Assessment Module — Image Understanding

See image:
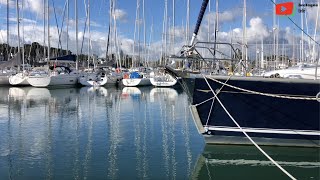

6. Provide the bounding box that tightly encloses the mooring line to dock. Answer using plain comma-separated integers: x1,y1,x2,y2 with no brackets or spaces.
202,74,297,180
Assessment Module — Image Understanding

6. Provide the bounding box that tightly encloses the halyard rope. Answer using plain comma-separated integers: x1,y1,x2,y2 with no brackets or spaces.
202,74,297,180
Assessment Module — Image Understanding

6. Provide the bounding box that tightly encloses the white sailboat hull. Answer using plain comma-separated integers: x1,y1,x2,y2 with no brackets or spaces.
79,76,108,86
9,73,29,86
27,76,51,87
28,74,78,87
150,77,177,87
262,66,320,79
122,78,151,87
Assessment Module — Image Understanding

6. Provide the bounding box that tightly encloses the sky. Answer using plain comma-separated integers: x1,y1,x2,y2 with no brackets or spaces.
0,0,319,61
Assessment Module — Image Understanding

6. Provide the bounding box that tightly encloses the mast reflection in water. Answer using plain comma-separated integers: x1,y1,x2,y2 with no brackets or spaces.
0,86,203,179
1,86,318,179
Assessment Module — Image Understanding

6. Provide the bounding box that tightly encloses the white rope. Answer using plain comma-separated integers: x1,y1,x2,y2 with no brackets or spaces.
202,74,297,180
205,98,215,126
206,75,318,101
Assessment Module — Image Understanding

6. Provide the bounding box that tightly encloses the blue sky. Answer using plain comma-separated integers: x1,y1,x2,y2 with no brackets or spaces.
0,0,318,59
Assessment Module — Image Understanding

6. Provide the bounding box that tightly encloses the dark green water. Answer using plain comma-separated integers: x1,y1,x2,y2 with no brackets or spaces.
0,86,319,179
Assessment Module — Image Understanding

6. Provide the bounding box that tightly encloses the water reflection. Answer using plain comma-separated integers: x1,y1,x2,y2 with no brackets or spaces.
191,145,320,180
0,86,202,179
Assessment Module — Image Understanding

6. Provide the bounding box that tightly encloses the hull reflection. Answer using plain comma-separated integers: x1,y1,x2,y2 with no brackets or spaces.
192,145,320,180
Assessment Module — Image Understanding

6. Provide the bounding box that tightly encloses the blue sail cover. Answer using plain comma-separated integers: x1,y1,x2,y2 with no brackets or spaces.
130,72,141,78
49,55,76,63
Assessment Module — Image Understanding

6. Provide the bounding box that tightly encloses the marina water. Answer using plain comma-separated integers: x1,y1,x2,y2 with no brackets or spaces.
0,86,319,179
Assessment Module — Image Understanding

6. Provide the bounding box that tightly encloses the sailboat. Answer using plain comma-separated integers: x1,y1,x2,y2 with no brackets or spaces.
122,0,151,87
150,69,178,87
9,0,29,86
165,0,320,147
122,68,152,87
262,63,320,79
27,55,79,87
79,69,108,86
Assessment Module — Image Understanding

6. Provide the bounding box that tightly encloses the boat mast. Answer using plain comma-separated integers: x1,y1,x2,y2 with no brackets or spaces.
173,0,175,51
16,0,23,71
47,0,50,63
143,0,146,66
87,0,91,69
106,0,111,62
273,0,276,68
208,0,210,42
261,35,264,70
213,0,218,57
66,0,69,54
242,0,247,74
21,0,25,67
164,0,167,63
133,0,139,68
113,0,120,68
7,0,9,60
147,19,153,63
300,0,304,63
43,0,46,60
312,0,319,63
75,0,78,70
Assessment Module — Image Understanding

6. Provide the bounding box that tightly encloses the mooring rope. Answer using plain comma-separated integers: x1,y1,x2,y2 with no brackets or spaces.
206,76,318,101
194,60,244,108
202,74,297,180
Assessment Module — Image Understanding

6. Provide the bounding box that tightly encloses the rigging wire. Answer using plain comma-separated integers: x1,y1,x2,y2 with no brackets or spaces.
51,0,63,55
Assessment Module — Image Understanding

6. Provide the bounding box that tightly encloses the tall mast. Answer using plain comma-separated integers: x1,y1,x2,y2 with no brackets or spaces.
273,0,276,66
47,0,50,62
7,0,9,59
261,35,264,69
312,0,319,63
87,0,91,69
43,0,46,59
300,0,304,62
148,19,153,63
21,0,25,66
113,0,119,68
106,0,112,61
173,0,175,50
75,0,78,70
164,0,167,60
133,0,139,68
143,0,146,66
138,0,140,64
213,0,218,57
208,0,210,42
66,0,69,54
16,0,22,70
242,0,247,73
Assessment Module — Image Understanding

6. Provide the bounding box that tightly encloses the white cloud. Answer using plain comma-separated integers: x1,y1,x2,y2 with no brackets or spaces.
205,9,242,27
24,0,43,15
111,9,127,22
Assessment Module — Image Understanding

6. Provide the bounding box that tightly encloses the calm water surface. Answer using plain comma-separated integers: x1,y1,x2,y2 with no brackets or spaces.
0,86,319,179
